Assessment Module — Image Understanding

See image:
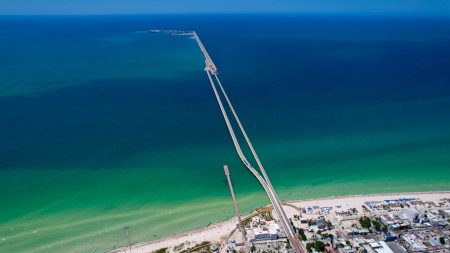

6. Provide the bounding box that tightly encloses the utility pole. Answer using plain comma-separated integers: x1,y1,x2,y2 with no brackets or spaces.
124,225,131,253
224,165,250,252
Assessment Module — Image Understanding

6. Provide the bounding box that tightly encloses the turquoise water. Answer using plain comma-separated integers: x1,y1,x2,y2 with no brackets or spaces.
1,15,450,253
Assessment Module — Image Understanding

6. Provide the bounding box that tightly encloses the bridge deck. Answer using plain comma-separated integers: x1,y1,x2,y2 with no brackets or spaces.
193,31,305,253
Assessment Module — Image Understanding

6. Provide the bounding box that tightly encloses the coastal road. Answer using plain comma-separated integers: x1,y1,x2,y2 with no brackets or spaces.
194,31,305,253
213,74,295,239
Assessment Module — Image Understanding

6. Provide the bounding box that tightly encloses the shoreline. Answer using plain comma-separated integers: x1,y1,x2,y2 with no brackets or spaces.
286,190,450,203
109,190,450,253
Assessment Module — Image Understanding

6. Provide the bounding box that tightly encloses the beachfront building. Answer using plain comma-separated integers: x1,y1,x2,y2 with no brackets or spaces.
252,222,280,241
345,227,369,236
400,208,421,224
383,232,398,241
399,230,450,252
439,208,450,218
380,214,411,230
363,241,397,253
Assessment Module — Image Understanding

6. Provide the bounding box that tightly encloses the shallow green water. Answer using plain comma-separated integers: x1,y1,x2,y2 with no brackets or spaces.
1,15,450,253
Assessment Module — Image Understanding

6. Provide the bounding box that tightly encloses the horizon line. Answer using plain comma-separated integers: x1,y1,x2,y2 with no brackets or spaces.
1,11,450,18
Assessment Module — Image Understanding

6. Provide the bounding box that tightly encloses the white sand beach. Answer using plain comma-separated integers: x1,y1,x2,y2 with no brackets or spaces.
109,218,238,253
109,191,450,253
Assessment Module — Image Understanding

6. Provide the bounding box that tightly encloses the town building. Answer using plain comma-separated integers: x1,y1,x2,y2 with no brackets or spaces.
252,222,280,241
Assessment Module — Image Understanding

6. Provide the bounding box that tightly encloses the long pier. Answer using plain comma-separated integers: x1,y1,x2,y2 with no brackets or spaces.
192,31,305,253
192,32,217,75
224,165,249,252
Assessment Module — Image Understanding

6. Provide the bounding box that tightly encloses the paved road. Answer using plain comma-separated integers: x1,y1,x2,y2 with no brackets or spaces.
194,31,305,253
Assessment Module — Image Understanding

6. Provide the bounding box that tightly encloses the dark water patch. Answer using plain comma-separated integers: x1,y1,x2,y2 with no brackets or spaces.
1,15,450,253
0,75,227,170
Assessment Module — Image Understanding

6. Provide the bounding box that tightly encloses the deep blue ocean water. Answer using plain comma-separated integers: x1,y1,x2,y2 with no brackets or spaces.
1,15,450,252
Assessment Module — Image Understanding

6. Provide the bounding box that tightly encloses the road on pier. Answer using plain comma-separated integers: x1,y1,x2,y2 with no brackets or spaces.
193,31,305,253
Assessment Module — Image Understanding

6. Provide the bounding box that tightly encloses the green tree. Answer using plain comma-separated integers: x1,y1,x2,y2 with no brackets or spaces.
372,220,382,231
305,241,326,252
346,240,352,248
315,241,326,252
359,216,371,228
440,237,446,245
298,228,307,241
300,233,307,241
306,242,315,252
322,233,334,240
153,248,167,253
326,220,333,230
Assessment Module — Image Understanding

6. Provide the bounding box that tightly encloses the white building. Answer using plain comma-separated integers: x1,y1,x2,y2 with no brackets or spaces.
400,208,421,223
364,241,395,253
253,222,280,241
